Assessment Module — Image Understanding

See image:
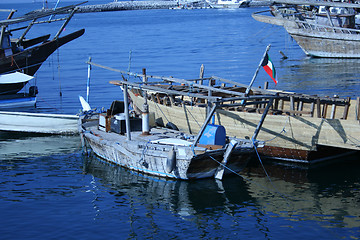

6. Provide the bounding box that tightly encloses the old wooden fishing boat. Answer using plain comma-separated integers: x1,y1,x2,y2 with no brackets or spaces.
252,0,360,58
0,3,85,76
79,62,276,180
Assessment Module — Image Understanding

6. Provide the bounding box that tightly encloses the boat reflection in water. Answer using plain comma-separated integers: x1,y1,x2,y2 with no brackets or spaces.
82,153,360,235
280,57,360,97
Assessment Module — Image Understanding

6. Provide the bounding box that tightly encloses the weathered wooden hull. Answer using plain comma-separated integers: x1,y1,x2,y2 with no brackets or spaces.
129,92,360,162
252,10,360,58
286,27,360,58
81,119,253,180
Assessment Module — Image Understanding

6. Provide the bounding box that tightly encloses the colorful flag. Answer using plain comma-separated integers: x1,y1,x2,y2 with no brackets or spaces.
261,54,277,85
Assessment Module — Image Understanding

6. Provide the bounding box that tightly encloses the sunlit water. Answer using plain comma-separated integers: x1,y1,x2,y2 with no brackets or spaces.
0,1,359,239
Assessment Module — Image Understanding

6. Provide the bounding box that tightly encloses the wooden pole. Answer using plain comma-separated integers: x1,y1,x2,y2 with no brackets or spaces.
122,76,131,141
342,97,350,120
252,98,274,141
316,98,321,118
199,64,204,85
356,97,360,120
54,8,76,39
207,78,212,118
244,44,271,96
290,96,295,116
87,61,245,98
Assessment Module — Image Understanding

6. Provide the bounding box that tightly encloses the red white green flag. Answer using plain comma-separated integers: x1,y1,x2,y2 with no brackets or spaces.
261,53,277,85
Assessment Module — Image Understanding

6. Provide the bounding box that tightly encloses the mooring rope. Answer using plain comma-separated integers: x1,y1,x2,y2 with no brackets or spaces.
346,134,360,147
262,116,289,143
206,153,286,199
183,104,202,129
57,49,62,96
154,101,170,124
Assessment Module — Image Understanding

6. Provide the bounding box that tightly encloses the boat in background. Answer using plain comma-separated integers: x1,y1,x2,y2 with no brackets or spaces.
206,0,251,8
0,2,85,75
252,0,360,58
0,72,34,95
0,72,38,109
0,111,78,134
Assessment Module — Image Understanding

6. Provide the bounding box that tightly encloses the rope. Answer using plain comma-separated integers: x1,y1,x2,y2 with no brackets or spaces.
154,101,170,123
252,138,294,202
346,134,360,147
183,103,202,129
204,142,294,202
35,96,61,111
262,116,289,143
57,49,62,96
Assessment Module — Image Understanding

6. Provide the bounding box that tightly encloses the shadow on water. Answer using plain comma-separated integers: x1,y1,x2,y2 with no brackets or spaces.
82,153,360,236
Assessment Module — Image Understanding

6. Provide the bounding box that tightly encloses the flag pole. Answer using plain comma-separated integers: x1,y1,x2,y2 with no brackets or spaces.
244,44,271,96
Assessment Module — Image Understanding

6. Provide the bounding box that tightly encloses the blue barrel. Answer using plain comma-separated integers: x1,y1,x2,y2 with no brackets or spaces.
198,124,226,146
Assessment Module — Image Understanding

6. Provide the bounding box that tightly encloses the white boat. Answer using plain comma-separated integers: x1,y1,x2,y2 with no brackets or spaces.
207,0,251,8
0,72,38,109
0,111,79,134
0,72,34,95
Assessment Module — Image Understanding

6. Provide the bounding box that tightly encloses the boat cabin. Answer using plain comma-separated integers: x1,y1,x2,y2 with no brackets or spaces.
0,31,13,58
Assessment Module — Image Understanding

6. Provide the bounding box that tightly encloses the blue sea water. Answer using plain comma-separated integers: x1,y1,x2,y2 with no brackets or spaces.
0,2,359,239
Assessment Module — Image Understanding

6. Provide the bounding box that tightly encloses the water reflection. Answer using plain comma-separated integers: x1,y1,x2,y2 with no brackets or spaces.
0,133,80,159
279,58,360,97
83,154,360,237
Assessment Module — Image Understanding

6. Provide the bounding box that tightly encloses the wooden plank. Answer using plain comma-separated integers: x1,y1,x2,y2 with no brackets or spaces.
199,64,204,85
88,62,247,98
356,97,360,120
316,98,321,118
310,102,315,117
110,80,219,101
322,104,328,118
342,97,350,120
290,96,295,116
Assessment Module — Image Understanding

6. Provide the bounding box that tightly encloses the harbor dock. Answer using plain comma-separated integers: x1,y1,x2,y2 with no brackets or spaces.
75,0,273,13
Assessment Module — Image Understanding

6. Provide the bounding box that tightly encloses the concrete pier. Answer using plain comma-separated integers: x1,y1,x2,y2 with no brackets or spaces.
75,0,272,13
76,1,179,12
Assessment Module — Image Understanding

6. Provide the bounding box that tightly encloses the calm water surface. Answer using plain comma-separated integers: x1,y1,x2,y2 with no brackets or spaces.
0,2,359,239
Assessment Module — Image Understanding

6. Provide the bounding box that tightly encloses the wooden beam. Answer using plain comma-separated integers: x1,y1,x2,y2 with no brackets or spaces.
109,80,219,101
342,97,350,120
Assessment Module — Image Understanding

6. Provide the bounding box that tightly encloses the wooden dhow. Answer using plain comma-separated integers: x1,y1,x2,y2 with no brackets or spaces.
0,2,85,76
85,61,360,164
252,0,360,58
